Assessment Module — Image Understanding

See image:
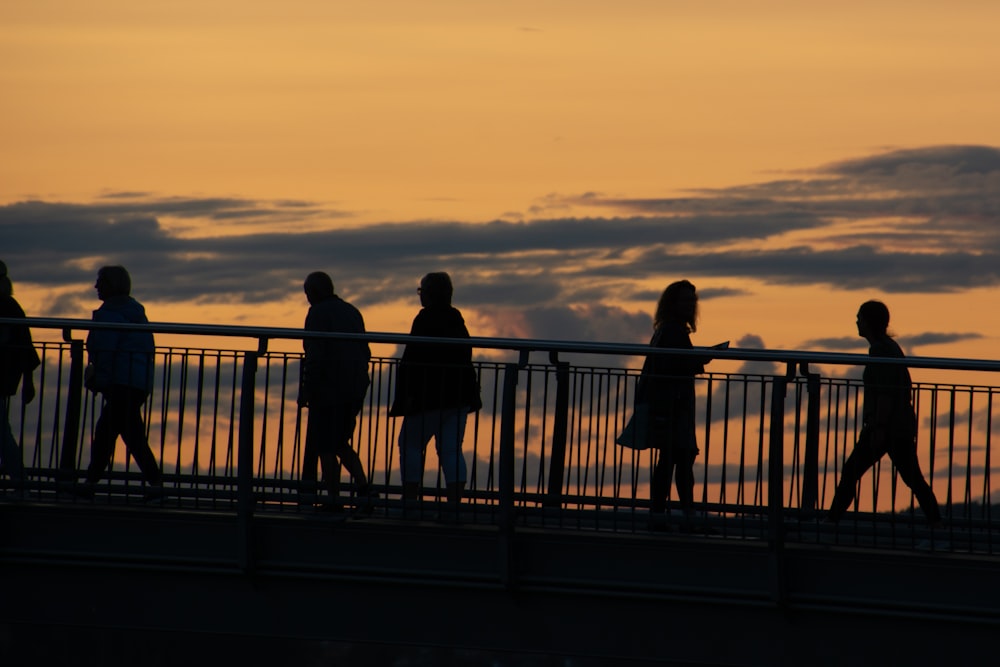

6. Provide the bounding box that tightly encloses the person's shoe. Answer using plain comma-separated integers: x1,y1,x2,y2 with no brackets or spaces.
647,512,670,532
354,491,379,517
71,483,95,501
143,485,166,504
401,498,423,520
316,500,346,514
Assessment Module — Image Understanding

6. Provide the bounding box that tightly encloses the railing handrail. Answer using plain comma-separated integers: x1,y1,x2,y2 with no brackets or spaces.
8,315,1000,374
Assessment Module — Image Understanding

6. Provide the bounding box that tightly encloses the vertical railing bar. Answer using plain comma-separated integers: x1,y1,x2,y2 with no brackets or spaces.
984,389,994,553
208,351,223,506
497,351,527,588
518,365,533,503
767,362,794,606
237,338,265,574
58,331,85,483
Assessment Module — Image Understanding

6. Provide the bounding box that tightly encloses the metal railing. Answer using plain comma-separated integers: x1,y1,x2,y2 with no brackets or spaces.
3,317,1000,557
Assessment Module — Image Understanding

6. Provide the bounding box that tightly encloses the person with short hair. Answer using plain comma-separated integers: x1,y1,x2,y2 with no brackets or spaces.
297,271,373,511
82,266,162,496
390,272,482,511
826,301,942,526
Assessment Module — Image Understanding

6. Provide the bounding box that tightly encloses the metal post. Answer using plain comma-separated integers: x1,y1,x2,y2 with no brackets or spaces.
237,340,264,575
58,331,84,481
767,362,795,606
800,363,821,512
497,351,526,588
545,351,570,508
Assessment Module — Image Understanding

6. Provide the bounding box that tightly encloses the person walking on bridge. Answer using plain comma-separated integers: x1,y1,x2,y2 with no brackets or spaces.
81,266,163,497
638,280,709,532
297,271,373,511
390,272,481,513
0,266,40,491
826,301,942,527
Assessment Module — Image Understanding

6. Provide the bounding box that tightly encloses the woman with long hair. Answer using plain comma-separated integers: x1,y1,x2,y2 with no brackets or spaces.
636,280,707,531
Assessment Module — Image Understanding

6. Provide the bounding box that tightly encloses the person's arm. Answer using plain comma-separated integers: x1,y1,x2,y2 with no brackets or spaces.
21,372,35,404
10,304,40,402
657,326,705,377
85,309,123,391
867,390,895,449
298,312,316,408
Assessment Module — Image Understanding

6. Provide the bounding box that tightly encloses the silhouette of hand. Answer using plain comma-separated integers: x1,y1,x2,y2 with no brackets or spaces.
22,376,35,404
84,363,96,392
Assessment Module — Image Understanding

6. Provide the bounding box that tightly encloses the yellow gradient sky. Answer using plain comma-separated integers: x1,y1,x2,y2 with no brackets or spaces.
4,1,1000,370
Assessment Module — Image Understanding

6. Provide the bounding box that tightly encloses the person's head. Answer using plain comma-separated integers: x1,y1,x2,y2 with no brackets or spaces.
303,271,335,305
857,300,891,339
419,272,453,308
0,275,11,297
654,280,698,332
95,265,132,301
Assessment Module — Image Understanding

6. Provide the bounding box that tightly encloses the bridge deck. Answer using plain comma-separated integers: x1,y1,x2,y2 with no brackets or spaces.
2,492,998,666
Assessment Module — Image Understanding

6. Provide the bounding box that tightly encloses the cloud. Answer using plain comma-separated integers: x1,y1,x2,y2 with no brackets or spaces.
902,332,985,348
800,336,866,352
802,331,984,353
4,144,1000,324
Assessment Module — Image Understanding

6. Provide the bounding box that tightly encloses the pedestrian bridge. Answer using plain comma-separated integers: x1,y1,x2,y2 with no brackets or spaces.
2,318,999,666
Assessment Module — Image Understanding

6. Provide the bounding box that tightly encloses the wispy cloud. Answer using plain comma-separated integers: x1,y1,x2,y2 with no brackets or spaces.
802,332,984,353
3,145,999,345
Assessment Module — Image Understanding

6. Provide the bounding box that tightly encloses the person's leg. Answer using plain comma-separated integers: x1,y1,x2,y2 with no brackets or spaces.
302,405,341,503
332,400,370,496
648,418,674,515
674,447,698,522
398,411,433,500
433,408,468,509
117,387,161,486
0,396,25,483
433,408,468,486
889,436,942,525
827,429,882,523
317,450,344,508
86,392,123,485
649,451,676,515
301,408,323,495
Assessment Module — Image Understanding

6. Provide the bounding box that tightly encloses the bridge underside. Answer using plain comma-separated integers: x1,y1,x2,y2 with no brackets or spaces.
2,502,997,666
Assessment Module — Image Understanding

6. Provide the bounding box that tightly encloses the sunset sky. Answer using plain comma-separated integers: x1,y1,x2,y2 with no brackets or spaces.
4,1,1000,370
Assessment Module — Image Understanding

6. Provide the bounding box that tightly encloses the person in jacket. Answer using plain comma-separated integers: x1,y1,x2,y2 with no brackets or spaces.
297,271,373,511
1,271,40,489
82,266,162,495
637,280,708,532
826,301,942,526
389,272,481,509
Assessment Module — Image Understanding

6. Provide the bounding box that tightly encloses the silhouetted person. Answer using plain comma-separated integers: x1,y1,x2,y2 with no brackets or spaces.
389,272,481,511
1,271,40,491
638,280,708,532
297,272,373,511
81,266,162,496
827,301,942,526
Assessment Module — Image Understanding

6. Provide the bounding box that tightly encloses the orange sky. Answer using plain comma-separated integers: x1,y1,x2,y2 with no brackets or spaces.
4,1,1000,371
